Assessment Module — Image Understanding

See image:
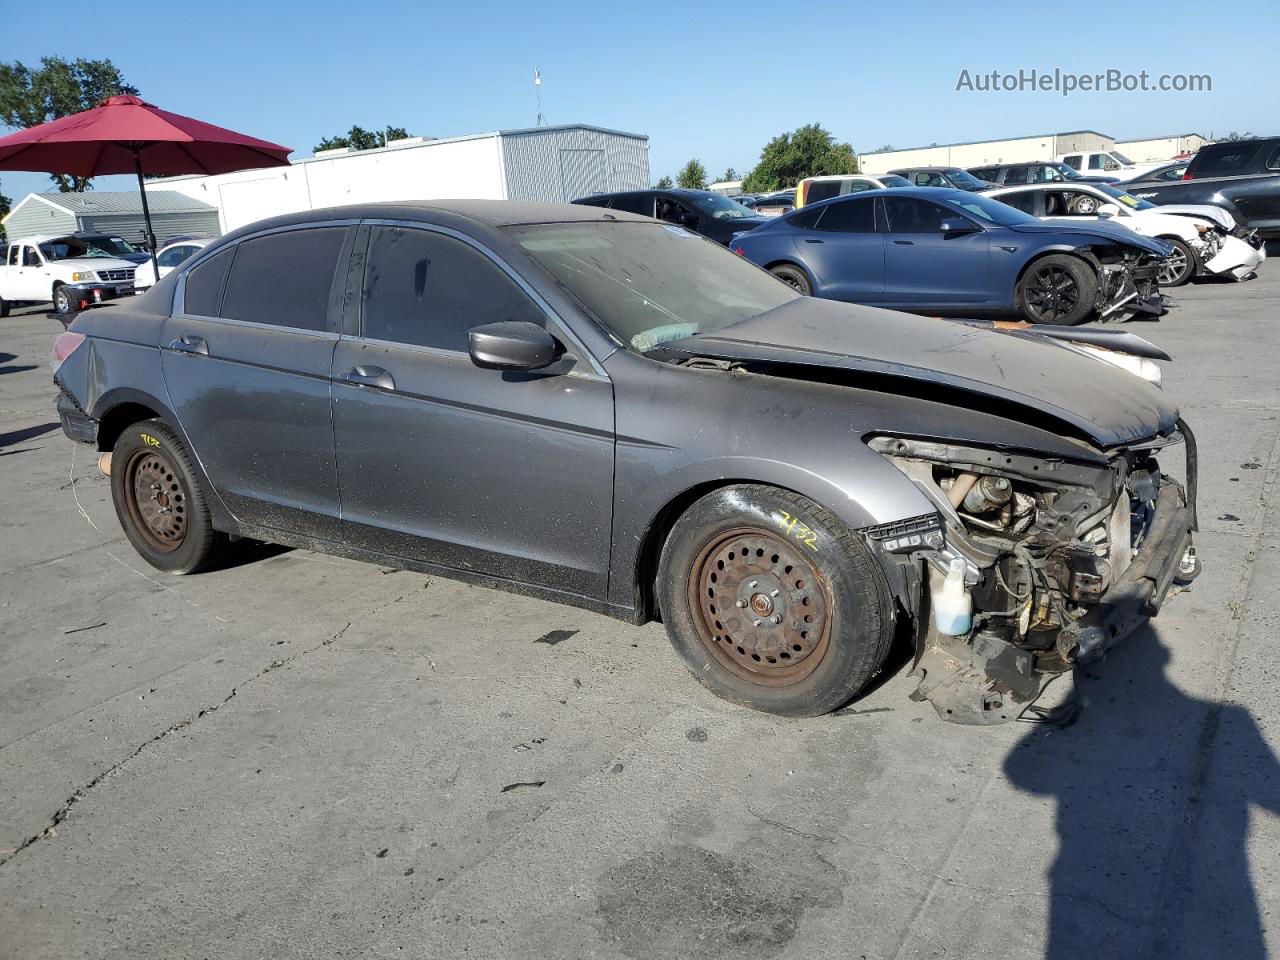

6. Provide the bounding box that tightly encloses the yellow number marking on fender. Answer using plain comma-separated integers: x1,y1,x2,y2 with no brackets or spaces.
139,433,161,447
774,511,818,550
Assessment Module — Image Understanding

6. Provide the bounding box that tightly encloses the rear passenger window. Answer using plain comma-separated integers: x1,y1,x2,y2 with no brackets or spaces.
220,228,346,331
1194,146,1258,176
362,226,545,352
805,181,842,204
787,206,824,230
1265,146,1280,171
182,246,234,317
608,194,655,216
815,198,876,232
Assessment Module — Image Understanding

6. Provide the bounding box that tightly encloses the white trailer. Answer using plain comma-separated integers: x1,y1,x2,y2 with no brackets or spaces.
156,124,649,234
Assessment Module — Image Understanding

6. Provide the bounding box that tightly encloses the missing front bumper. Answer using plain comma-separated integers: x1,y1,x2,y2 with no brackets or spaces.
910,478,1195,726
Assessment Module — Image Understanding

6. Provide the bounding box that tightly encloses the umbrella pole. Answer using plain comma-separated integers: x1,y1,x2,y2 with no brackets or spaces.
133,150,160,282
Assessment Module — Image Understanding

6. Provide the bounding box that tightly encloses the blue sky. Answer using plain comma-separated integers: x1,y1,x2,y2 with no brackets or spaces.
1,0,1275,202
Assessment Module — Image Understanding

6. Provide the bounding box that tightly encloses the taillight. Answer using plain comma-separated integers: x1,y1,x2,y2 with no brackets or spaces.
733,246,746,256
51,331,85,373
1182,171,1193,180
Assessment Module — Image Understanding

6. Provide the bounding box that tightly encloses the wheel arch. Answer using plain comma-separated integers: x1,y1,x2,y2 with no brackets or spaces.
1012,247,1100,310
762,258,817,289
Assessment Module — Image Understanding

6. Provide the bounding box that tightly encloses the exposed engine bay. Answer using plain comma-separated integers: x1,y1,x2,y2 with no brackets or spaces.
867,430,1197,725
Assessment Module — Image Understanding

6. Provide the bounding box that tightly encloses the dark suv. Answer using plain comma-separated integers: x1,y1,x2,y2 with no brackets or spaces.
572,188,766,244
967,162,1118,186
1120,137,1280,238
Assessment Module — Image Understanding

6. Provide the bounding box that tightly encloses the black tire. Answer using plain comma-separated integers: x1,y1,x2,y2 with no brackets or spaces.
1017,254,1097,326
1156,238,1196,287
0,296,10,318
656,484,894,717
110,419,227,574
769,263,812,296
52,284,77,317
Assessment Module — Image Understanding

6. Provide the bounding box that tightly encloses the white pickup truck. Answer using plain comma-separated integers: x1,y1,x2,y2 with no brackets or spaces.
0,235,138,317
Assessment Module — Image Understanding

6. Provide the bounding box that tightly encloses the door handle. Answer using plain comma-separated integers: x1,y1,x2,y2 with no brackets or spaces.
804,238,825,244
893,240,915,245
344,366,396,391
168,334,209,356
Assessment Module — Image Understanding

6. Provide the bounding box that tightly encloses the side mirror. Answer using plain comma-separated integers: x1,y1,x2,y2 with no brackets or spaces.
940,217,980,238
1097,203,1121,218
468,320,562,371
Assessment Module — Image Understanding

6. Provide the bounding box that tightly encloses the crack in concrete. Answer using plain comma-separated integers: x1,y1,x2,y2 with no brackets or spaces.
0,583,421,870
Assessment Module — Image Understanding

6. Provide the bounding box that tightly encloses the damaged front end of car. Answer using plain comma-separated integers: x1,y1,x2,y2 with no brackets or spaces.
865,425,1197,725
1093,247,1167,321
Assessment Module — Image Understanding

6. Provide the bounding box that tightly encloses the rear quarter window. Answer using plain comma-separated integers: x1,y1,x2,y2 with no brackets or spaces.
182,247,234,317
805,180,842,204
1192,144,1262,176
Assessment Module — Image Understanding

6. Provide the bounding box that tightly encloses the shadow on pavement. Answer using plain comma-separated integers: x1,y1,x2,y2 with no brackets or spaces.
1005,626,1280,958
0,421,59,449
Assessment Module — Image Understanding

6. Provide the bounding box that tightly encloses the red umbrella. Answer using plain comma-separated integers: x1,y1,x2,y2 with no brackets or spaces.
0,94,291,275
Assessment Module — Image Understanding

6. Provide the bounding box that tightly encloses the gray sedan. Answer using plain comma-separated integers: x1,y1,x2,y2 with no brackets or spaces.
52,201,1199,724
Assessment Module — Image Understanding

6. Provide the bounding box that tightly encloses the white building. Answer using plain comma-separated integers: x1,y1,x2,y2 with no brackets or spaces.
156,124,649,234
858,130,1116,174
1115,133,1208,162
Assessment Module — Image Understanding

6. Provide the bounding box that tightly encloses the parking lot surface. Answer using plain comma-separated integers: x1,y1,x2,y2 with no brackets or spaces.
2,265,1279,959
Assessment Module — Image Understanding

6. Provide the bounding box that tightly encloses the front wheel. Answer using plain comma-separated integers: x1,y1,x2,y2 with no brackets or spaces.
657,484,894,717
0,296,9,318
1157,238,1196,287
769,264,812,296
110,419,227,574
1017,254,1097,326
52,284,77,317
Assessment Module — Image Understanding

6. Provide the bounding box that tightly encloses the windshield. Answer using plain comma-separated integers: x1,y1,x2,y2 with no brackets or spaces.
508,222,798,352
1110,150,1134,165
691,193,760,221
946,191,1040,226
1053,163,1084,180
38,236,136,261
1091,182,1156,210
946,169,990,188
880,175,912,187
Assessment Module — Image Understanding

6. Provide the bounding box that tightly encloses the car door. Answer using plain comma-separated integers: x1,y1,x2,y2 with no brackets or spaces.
792,196,885,302
330,222,615,598
160,225,353,540
881,196,990,304
18,244,49,301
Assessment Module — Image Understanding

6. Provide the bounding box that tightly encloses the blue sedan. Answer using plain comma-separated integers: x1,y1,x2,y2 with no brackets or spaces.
732,187,1172,325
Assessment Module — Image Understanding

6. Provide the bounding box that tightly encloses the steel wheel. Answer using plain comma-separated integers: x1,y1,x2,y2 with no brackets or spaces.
53,285,75,316
124,449,188,553
1024,265,1080,323
687,527,833,687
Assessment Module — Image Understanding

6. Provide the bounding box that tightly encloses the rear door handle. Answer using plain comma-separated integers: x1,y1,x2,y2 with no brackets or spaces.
344,365,396,391
893,240,915,246
168,334,209,356
804,238,825,244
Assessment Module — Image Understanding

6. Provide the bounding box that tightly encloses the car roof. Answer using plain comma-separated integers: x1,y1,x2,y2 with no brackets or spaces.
159,237,212,250
236,199,655,232
889,166,961,173
801,174,875,182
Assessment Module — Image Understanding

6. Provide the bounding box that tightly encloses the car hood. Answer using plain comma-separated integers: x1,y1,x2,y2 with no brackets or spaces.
1007,219,1173,255
661,297,1179,448
1155,203,1235,230
53,257,137,272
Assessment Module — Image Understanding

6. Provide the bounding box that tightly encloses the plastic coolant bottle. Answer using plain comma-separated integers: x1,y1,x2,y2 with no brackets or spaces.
932,557,973,637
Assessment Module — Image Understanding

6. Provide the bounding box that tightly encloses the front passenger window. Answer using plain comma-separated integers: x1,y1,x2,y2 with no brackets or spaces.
362,226,545,352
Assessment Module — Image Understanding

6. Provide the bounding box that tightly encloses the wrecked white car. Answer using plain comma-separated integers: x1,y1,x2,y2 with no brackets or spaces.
987,182,1266,286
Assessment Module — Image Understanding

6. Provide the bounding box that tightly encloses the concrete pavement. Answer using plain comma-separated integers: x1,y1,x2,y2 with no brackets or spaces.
1,263,1278,959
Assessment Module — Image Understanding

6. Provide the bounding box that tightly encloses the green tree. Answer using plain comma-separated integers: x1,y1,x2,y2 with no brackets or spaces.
1219,131,1255,142
314,125,412,153
718,167,739,183
0,57,138,192
676,158,708,190
741,124,858,192
654,175,673,188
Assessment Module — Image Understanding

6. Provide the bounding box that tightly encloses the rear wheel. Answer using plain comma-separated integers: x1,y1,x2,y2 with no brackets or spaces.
0,296,9,318
1018,254,1096,326
657,484,894,717
769,264,812,296
1156,238,1196,287
110,419,227,574
52,284,77,317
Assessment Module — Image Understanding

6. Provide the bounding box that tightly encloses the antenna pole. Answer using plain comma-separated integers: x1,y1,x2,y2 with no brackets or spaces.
534,68,546,127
